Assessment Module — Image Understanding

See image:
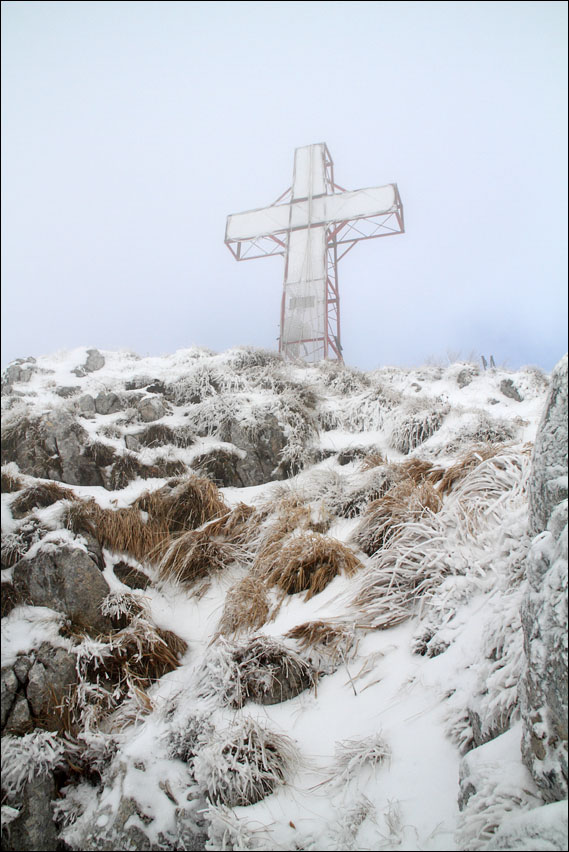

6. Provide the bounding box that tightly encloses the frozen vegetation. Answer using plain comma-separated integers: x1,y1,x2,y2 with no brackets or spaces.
1,345,567,851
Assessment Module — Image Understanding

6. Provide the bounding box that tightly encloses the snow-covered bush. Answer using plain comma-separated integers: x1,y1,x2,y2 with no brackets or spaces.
193,717,299,806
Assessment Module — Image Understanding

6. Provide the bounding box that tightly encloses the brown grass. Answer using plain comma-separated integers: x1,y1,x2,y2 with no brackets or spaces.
11,481,77,516
398,458,445,485
257,532,362,601
437,444,500,495
360,451,386,471
1,470,23,493
156,527,243,588
65,475,229,564
216,574,271,636
352,479,443,557
285,620,356,671
97,616,187,688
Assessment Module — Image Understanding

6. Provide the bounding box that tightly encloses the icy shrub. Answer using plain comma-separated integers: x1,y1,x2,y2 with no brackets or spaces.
193,717,299,806
198,635,315,708
388,400,448,454
1,731,66,802
332,732,391,784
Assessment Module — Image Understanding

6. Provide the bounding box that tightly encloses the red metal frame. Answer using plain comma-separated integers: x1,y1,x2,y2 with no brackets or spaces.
225,147,404,363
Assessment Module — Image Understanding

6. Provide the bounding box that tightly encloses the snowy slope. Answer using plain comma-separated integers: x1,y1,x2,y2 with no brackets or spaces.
1,346,566,851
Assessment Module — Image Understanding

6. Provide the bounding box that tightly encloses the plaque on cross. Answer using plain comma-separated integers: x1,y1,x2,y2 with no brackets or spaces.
225,143,404,363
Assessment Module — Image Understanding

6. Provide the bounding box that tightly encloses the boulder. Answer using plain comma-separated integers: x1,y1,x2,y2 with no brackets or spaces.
456,369,473,389
72,348,105,377
1,409,103,486
2,773,58,851
12,545,112,634
219,413,287,486
95,392,124,415
500,378,524,402
26,644,77,719
528,355,568,537
76,394,96,416
137,396,167,423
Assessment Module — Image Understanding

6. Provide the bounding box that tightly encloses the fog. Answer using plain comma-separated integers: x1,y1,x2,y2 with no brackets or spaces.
1,0,567,371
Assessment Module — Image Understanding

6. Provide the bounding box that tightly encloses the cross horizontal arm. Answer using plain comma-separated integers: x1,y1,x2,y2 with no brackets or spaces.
225,184,399,244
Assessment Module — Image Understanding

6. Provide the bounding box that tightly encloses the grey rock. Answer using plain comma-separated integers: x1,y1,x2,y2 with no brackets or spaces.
1,667,18,728
2,773,58,851
220,413,287,486
1,409,103,485
500,378,524,402
4,363,35,384
528,354,568,537
113,562,151,590
26,644,77,719
4,692,32,733
520,500,568,803
76,394,96,416
84,349,105,373
457,369,473,388
12,545,112,633
55,386,79,399
95,392,124,415
137,396,167,423
13,655,33,685
124,433,141,451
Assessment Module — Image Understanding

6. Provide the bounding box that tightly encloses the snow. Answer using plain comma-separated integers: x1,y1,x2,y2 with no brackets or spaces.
1,346,566,851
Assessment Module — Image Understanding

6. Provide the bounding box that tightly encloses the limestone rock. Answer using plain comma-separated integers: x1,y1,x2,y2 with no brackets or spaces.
528,354,568,537
72,348,105,377
2,773,58,851
4,692,32,733
520,500,568,803
76,394,96,416
500,378,524,402
95,392,124,415
219,413,287,486
26,644,77,719
137,396,167,423
12,545,112,633
1,667,18,728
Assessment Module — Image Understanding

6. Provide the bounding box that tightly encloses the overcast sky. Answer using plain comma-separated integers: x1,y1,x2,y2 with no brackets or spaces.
1,0,567,372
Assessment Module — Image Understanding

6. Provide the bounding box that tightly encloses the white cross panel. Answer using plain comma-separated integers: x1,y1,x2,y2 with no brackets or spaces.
225,143,404,362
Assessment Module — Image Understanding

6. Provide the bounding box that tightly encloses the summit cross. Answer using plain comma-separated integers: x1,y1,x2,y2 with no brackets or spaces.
225,143,404,363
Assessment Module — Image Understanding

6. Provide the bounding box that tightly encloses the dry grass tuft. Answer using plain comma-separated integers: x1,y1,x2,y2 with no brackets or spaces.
193,717,299,807
333,733,391,783
96,506,169,563
398,458,445,485
199,635,315,708
352,479,442,557
84,441,117,468
437,444,500,495
257,532,362,601
285,619,357,672
11,481,77,517
360,451,386,471
157,475,228,533
216,574,271,637
156,528,243,588
1,469,23,494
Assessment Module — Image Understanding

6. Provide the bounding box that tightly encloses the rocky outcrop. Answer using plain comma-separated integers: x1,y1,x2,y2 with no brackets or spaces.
72,348,105,377
12,545,112,633
528,355,568,537
500,378,524,402
219,413,287,486
520,354,568,803
2,774,59,851
1,409,103,486
137,396,167,423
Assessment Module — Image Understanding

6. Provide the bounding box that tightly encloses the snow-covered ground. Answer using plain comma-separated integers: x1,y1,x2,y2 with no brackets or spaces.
1,346,566,851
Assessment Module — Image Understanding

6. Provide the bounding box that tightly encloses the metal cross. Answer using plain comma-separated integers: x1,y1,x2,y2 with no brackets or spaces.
225,143,404,362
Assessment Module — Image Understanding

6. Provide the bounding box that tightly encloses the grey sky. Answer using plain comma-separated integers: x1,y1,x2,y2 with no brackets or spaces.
1,0,567,371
